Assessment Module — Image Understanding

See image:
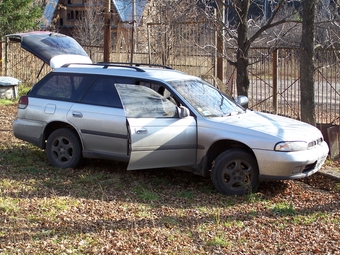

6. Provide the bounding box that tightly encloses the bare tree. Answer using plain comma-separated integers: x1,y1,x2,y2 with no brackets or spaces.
71,0,105,59
314,1,340,50
167,1,322,125
145,0,301,96
216,0,300,97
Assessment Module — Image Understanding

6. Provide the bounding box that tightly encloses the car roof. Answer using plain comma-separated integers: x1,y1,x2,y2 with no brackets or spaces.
52,63,198,83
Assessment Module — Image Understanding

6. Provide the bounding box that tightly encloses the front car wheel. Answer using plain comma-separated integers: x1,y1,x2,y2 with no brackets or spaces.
211,149,259,195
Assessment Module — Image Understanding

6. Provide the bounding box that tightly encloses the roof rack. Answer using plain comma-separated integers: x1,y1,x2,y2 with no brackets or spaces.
61,63,146,72
97,62,173,70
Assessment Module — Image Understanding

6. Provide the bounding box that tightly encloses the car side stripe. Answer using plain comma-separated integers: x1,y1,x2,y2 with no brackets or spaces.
81,129,127,139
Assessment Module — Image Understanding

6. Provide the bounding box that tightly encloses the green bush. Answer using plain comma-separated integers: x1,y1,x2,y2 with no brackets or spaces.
18,84,32,96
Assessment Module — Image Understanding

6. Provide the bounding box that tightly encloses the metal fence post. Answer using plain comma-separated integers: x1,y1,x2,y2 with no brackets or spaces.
147,24,151,64
4,37,9,77
0,39,2,76
103,0,111,62
216,0,224,84
273,48,278,114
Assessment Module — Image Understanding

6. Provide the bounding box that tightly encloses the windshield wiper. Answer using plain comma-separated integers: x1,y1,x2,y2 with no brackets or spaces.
224,111,243,116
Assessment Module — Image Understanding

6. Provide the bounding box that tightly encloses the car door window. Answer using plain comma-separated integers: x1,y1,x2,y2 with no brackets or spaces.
81,76,123,108
115,84,178,117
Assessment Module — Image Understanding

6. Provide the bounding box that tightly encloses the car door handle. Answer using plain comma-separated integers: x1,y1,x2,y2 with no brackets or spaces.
135,128,148,134
72,111,83,118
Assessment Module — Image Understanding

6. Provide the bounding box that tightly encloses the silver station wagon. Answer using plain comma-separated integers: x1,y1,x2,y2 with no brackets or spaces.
11,32,329,195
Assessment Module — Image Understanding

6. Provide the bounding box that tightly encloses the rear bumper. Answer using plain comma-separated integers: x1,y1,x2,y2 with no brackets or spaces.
255,141,329,180
13,119,46,148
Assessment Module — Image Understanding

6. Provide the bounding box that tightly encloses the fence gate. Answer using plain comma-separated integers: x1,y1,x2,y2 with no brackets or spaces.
245,48,340,126
145,22,216,84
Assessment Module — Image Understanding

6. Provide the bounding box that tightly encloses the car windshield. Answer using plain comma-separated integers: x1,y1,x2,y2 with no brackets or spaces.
169,79,245,117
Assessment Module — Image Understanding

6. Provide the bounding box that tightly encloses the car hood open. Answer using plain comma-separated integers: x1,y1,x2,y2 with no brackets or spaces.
6,31,92,68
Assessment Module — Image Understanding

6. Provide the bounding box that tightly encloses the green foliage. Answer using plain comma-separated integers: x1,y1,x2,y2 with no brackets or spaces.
0,99,15,105
0,197,21,214
18,84,32,96
133,185,160,201
0,0,43,37
336,182,340,191
173,190,194,200
271,203,296,216
207,234,229,248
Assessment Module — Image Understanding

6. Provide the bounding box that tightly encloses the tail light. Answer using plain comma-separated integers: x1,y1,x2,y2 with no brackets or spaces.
18,96,29,109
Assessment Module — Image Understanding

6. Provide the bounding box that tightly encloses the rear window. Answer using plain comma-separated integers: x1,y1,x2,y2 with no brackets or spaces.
30,73,95,101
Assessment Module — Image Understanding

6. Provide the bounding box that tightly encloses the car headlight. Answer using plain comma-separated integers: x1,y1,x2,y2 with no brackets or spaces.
274,141,308,152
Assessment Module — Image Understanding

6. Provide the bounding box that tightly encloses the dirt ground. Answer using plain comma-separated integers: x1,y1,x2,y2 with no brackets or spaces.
1,103,340,254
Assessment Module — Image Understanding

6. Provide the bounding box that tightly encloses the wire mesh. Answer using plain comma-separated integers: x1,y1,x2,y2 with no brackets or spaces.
1,40,339,125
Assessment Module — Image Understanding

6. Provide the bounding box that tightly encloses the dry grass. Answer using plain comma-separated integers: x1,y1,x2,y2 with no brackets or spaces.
0,103,339,254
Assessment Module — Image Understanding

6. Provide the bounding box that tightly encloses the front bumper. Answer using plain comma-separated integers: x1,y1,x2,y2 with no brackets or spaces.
254,141,329,180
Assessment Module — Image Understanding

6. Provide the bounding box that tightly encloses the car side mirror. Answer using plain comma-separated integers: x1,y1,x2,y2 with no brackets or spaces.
237,95,249,107
178,106,190,118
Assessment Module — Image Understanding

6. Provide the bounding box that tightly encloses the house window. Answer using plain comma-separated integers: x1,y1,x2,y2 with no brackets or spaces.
60,18,63,26
67,11,74,20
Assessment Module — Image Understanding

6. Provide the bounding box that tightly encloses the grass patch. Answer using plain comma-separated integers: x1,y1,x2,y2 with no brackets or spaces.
32,229,56,240
150,176,172,187
207,234,230,248
224,220,244,228
133,185,159,201
0,98,16,106
0,178,38,195
245,192,265,203
77,172,106,184
1,144,46,167
161,216,179,226
135,204,153,218
271,203,296,216
28,197,80,222
173,189,194,200
336,182,340,191
292,212,326,225
0,197,21,214
0,111,339,254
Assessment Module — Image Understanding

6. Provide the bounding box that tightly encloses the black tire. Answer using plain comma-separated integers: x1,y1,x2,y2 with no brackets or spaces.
46,128,82,168
211,149,259,195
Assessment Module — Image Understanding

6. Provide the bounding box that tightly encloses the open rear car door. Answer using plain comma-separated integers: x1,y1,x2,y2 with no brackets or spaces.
6,31,92,68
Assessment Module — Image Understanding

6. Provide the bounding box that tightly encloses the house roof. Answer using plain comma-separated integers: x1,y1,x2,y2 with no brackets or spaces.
42,0,59,27
42,0,147,28
112,0,147,25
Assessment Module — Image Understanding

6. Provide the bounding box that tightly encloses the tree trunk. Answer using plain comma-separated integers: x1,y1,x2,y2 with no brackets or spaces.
236,0,250,97
300,0,318,125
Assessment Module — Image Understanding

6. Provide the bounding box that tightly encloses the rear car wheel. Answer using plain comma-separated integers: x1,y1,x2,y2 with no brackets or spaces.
46,128,82,168
211,149,259,195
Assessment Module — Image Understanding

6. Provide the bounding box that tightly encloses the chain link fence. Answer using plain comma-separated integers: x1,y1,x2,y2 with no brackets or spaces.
1,37,340,126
